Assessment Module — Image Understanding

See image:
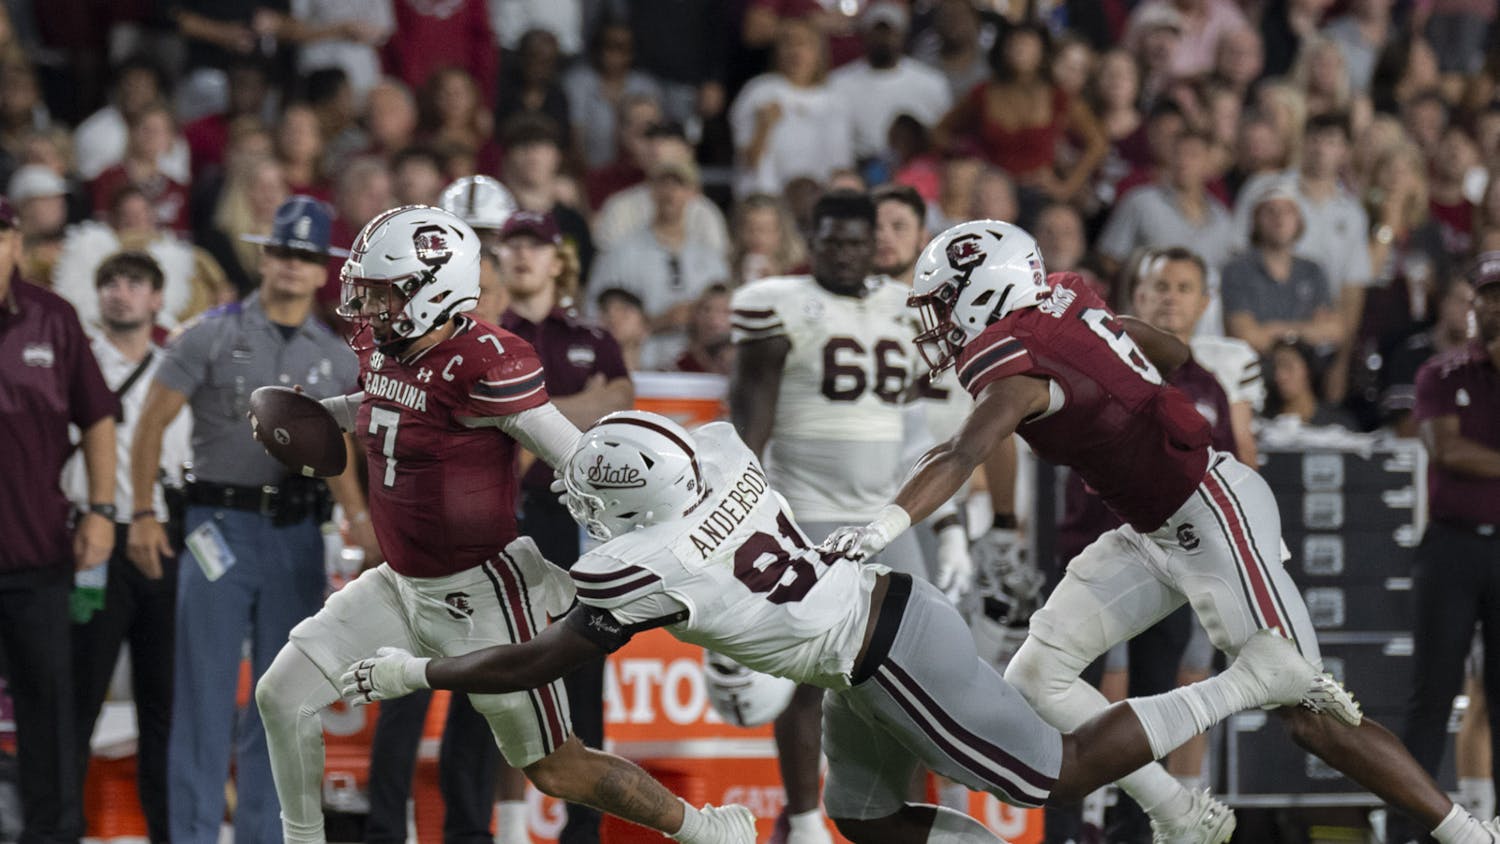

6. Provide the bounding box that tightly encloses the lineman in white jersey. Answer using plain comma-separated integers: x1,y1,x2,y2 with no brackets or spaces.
729,192,970,843
340,410,1329,844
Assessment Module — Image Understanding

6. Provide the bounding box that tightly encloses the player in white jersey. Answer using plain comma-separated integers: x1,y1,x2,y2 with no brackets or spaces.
730,191,971,843
340,410,1328,844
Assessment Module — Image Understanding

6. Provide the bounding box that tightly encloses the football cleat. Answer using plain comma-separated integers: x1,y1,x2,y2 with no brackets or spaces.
1300,672,1363,727
1149,789,1236,844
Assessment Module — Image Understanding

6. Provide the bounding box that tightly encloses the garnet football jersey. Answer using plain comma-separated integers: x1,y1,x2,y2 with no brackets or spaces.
355,315,549,577
955,273,1212,532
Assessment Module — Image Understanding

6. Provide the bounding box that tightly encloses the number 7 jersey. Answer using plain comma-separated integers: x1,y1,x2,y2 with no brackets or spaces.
730,275,919,522
355,315,550,578
955,273,1213,533
568,422,881,690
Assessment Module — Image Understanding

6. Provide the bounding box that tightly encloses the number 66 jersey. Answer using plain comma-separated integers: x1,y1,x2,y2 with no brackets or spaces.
730,275,918,522
568,422,881,690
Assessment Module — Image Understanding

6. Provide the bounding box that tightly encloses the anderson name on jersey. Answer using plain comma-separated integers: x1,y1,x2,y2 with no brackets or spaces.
729,275,921,522
566,422,881,689
355,315,549,579
954,273,1213,533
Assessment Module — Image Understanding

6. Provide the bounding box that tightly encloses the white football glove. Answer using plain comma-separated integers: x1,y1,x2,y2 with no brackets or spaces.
340,646,431,706
934,522,973,603
817,505,912,563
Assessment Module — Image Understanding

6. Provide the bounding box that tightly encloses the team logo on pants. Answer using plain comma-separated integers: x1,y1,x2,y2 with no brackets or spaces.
444,591,474,619
1177,523,1200,551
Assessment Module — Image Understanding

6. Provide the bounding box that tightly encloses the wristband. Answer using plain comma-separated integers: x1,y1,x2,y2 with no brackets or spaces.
405,657,432,691
932,513,962,534
349,510,370,524
873,504,911,539
992,513,1018,530
131,509,158,522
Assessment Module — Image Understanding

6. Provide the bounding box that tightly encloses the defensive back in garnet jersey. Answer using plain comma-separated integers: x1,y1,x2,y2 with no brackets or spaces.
354,315,549,577
954,273,1212,532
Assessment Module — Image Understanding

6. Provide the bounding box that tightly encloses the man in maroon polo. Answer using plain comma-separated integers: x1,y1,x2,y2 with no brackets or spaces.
0,196,119,843
1400,252,1500,818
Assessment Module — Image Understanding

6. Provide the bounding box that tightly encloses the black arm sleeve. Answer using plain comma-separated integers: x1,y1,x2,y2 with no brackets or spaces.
563,603,690,653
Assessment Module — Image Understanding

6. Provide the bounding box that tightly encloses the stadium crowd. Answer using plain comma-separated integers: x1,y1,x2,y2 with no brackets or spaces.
2,0,1500,842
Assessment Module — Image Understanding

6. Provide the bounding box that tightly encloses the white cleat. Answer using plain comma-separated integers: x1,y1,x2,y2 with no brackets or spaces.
1480,817,1500,840
696,804,758,844
1300,671,1363,727
1150,789,1236,844
1232,629,1319,708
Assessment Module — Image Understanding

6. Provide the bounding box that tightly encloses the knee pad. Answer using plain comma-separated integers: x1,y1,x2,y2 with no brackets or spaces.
256,644,337,726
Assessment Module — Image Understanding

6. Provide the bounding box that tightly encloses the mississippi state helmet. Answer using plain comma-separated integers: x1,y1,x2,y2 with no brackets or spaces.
337,205,480,350
909,221,1048,371
562,411,706,541
703,651,796,727
438,175,516,231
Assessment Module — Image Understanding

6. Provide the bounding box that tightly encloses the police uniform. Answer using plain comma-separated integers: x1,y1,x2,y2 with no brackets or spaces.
154,290,357,844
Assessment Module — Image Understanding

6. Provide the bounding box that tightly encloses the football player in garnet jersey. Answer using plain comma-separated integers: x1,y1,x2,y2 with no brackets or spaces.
820,220,1500,844
253,205,754,844
338,410,1325,844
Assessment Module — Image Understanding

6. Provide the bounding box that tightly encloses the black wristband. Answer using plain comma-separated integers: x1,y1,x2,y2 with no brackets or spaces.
131,509,158,522
932,514,962,533
992,513,1018,530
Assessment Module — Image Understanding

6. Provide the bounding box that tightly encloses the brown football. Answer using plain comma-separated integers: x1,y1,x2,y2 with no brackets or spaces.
248,386,348,478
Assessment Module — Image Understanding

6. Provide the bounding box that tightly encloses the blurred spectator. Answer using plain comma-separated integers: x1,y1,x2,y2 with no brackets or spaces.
1366,142,1450,315
929,152,983,233
390,145,445,206
275,102,330,200
872,184,927,285
383,0,497,107
274,0,394,104
1255,79,1310,169
1371,35,1441,114
1112,100,1187,203
9,164,69,283
495,29,572,142
90,104,190,234
731,19,853,195
171,4,263,122
972,167,1020,222
1350,113,1406,194
1097,130,1237,285
1223,182,1344,354
1230,112,1287,197
730,193,806,285
618,0,727,127
66,252,188,844
500,115,595,275
935,21,1107,212
320,155,392,307
829,3,952,166
1378,276,1475,435
304,68,367,175
564,20,662,170
1419,0,1496,76
595,286,648,369
181,58,271,182
743,0,864,69
1264,336,1359,427
589,158,729,346
73,57,190,184
1126,0,1249,79
1132,5,1184,105
418,66,500,181
0,196,117,844
0,61,53,182
584,94,664,209
887,114,943,205
55,185,232,329
595,123,729,257
1323,0,1394,96
911,0,993,100
1428,126,1481,264
1403,88,1449,154
1214,24,1266,100
1050,35,1096,101
673,283,733,374
1261,0,1336,79
203,154,288,295
1294,37,1370,128
361,78,418,159
472,245,508,322
1088,49,1146,206
491,0,583,58
1034,201,1101,289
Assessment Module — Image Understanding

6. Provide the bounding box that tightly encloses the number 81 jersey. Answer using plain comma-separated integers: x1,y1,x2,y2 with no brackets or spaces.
568,422,880,690
354,315,548,578
730,275,918,522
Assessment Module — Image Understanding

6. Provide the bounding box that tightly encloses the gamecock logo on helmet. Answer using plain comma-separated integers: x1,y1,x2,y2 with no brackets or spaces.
946,234,986,271
413,225,453,267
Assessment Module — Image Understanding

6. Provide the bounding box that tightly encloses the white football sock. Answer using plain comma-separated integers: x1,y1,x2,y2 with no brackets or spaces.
1460,778,1495,822
256,645,341,844
495,800,528,844
788,808,832,844
1433,803,1492,843
925,805,1006,844
1126,663,1266,759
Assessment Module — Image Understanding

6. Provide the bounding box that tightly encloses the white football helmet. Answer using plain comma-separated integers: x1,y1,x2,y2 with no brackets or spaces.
438,175,517,231
338,205,481,350
562,411,706,541
703,651,796,728
909,220,1049,371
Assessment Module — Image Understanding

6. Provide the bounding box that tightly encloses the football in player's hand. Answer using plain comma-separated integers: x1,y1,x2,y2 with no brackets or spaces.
248,386,347,478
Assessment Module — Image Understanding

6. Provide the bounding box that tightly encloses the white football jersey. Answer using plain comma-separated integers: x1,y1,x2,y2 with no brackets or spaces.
730,275,921,521
569,422,881,690
1190,335,1265,412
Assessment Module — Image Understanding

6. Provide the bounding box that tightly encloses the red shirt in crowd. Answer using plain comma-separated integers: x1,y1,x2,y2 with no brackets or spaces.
750,0,866,68
183,112,231,181
382,0,498,107
90,166,191,233
1429,198,1474,259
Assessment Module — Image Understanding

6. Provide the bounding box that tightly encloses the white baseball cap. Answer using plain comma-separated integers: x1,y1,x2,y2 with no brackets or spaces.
7,165,67,203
